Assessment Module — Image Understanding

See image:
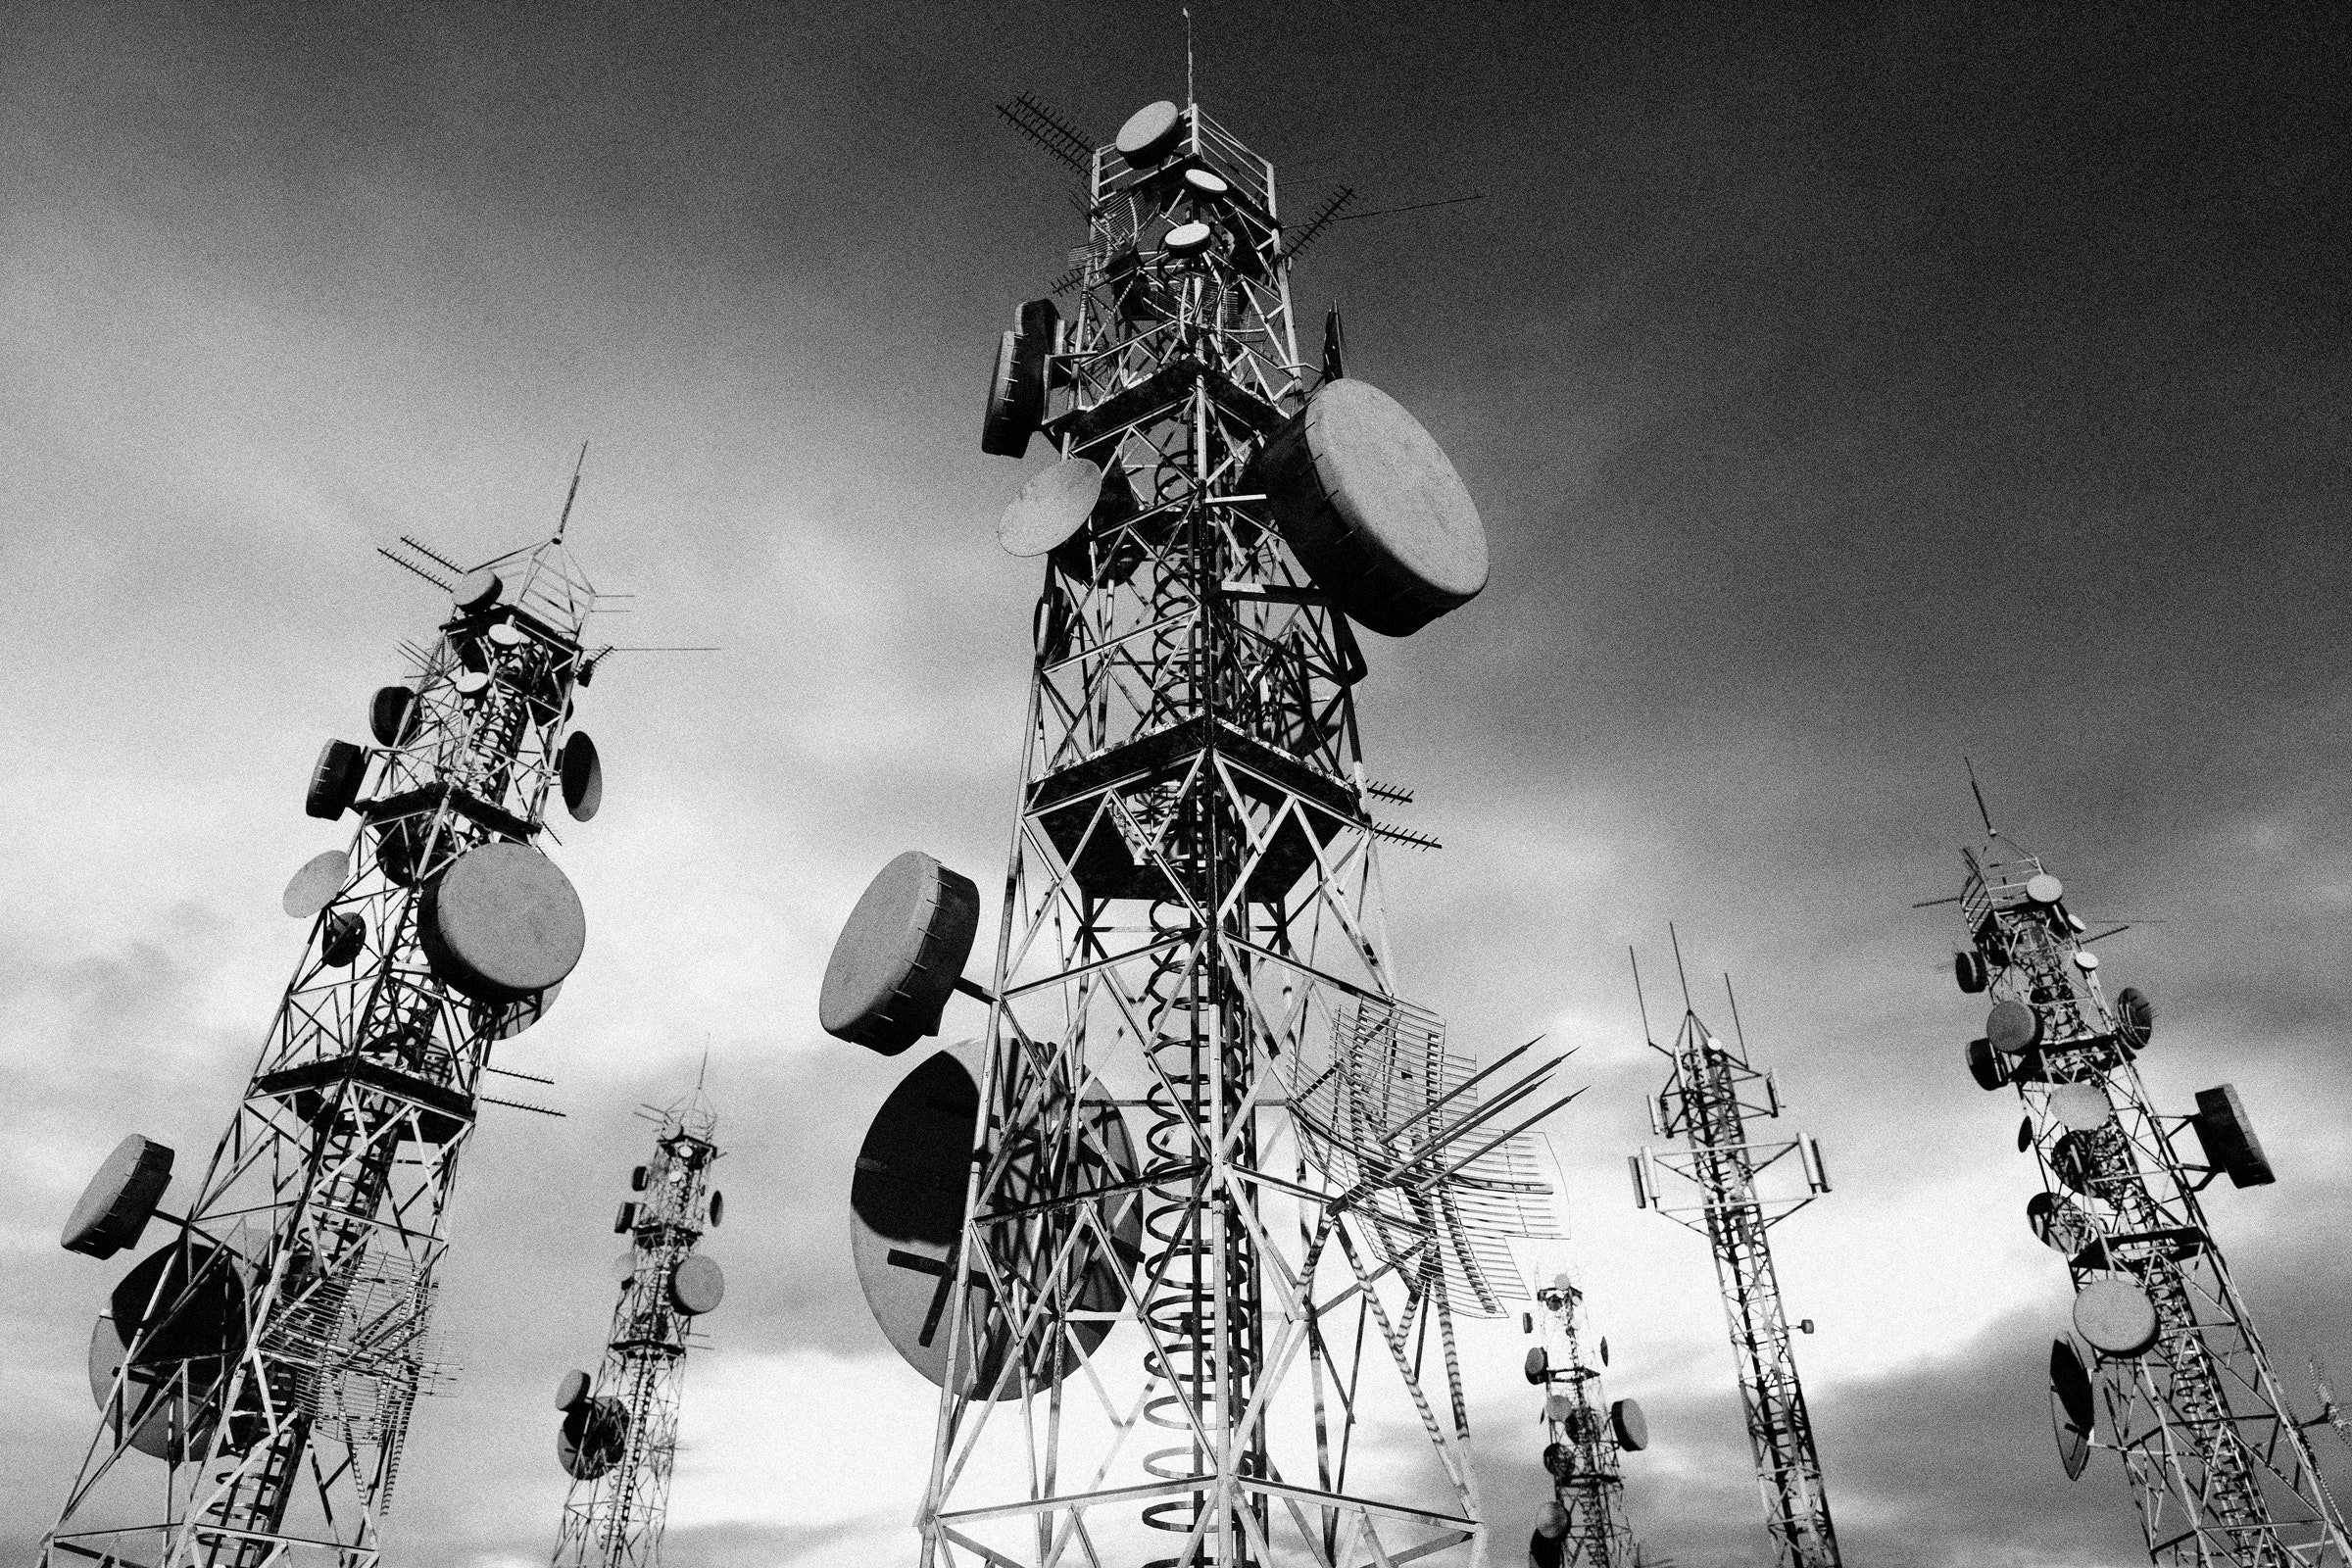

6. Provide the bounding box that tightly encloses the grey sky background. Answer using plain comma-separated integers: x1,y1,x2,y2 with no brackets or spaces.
4,4,2348,1566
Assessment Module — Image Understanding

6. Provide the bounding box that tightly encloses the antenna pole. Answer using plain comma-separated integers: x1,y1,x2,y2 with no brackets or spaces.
1183,5,1195,108
1964,754,1996,839
1669,921,1692,1011
556,441,589,541
1629,946,1653,1046
1725,973,1749,1056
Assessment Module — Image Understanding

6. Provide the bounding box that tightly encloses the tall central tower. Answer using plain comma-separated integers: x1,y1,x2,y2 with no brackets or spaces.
824,91,1562,1568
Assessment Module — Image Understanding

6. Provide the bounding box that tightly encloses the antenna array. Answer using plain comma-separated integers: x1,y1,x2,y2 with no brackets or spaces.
1631,960,1841,1568
1948,830,2350,1566
46,516,615,1568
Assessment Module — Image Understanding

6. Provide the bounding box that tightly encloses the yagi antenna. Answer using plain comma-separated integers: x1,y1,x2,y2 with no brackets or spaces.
1965,755,1998,839
1284,185,1358,265
997,93,1095,175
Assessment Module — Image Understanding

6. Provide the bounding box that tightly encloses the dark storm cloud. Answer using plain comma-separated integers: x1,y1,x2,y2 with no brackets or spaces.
6,4,2349,1566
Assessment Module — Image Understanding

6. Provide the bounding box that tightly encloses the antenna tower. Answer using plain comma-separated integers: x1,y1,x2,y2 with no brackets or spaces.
1523,1269,1649,1568
1947,823,2350,1566
45,515,615,1567
821,92,1558,1568
1630,957,1840,1568
551,1087,727,1568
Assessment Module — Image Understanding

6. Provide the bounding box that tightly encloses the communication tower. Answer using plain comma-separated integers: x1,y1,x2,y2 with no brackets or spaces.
46,494,615,1568
551,1085,727,1568
1941,798,2350,1566
1521,1268,1649,1568
1628,948,1840,1568
819,92,1572,1568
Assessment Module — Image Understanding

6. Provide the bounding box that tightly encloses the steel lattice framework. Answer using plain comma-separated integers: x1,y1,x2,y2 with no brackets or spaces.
1954,835,2351,1568
1528,1273,1642,1568
44,526,609,1568
552,1092,722,1568
915,100,1559,1568
1632,990,1839,1568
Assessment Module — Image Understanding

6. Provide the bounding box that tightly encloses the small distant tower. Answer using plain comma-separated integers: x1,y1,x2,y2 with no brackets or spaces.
552,1088,727,1568
45,500,613,1568
1522,1268,1647,1568
1945,808,2350,1567
1629,949,1840,1568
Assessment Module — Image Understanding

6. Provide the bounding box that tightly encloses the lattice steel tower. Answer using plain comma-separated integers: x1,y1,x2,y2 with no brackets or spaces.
1521,1269,1648,1568
820,91,1567,1568
1944,807,2350,1567
551,1086,727,1568
1630,954,1839,1568
47,503,614,1568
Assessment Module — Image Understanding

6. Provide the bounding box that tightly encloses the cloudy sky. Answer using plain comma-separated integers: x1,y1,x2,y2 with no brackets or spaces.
5,4,2349,1566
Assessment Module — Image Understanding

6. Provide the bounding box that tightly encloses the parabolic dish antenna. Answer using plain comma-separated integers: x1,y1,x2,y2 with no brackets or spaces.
667,1254,725,1316
2048,1082,2113,1131
999,458,1104,558
1184,167,1230,197
2027,1191,2098,1255
2027,873,2065,905
320,910,366,966
849,1046,1140,1397
306,741,367,821
454,568,503,612
1610,1396,1649,1451
1249,378,1490,637
555,1368,592,1411
1965,1037,2008,1091
1115,100,1184,164
89,1312,214,1463
559,1395,628,1481
2054,1393,2092,1481
453,669,492,698
2116,986,2156,1049
420,843,587,1004
561,731,604,821
2074,1278,2160,1357
819,851,980,1055
63,1136,174,1259
2049,1337,2096,1435
282,851,348,918
369,685,418,747
1985,1000,2041,1056
1523,1347,1548,1384
1164,220,1213,257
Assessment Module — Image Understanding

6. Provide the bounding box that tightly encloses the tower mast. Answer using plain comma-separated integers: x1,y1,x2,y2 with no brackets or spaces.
1631,960,1840,1568
1948,821,2349,1566
551,1087,727,1568
47,516,612,1568
822,91,1562,1568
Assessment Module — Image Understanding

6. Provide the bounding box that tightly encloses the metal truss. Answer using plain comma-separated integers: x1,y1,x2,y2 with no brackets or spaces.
916,102,1560,1568
1529,1275,1642,1568
1632,982,1839,1568
552,1091,721,1568
1956,838,2351,1567
44,530,610,1568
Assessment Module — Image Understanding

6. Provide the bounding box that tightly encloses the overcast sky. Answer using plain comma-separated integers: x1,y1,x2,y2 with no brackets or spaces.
5,5,2349,1567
